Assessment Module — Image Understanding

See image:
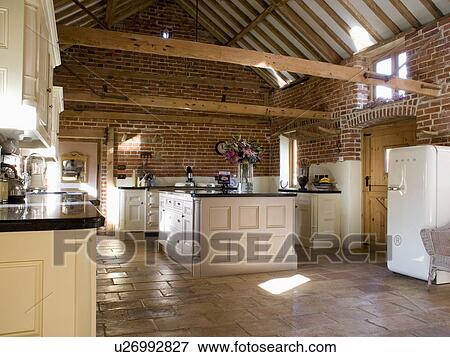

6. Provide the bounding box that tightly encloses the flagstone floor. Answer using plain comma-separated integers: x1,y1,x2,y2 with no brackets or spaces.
96,237,450,337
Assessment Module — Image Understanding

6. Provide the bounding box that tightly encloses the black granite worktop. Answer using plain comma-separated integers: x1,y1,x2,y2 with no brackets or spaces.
0,193,105,232
278,188,342,194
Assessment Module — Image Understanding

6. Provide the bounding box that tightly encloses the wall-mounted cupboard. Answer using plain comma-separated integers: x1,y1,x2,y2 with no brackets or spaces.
0,0,61,151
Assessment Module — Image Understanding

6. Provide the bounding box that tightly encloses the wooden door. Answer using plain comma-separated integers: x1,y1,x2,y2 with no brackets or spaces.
362,120,416,243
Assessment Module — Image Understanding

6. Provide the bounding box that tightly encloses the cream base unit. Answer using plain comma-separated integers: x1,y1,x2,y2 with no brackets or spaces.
296,193,341,248
0,229,96,336
0,0,60,149
118,188,160,233
159,191,297,277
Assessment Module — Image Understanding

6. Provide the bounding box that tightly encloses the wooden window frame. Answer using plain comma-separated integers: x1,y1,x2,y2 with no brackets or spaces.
371,51,407,100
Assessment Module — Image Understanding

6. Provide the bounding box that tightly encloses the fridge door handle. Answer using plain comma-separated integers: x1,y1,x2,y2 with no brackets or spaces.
388,185,403,191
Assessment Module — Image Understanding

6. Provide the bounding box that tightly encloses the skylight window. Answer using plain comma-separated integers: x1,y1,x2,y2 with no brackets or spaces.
349,26,374,52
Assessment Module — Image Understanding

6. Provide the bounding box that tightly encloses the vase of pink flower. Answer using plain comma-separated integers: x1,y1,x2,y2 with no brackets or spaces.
223,136,263,192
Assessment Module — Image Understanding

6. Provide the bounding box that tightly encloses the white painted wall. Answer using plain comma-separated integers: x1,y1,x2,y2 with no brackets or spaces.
309,161,362,239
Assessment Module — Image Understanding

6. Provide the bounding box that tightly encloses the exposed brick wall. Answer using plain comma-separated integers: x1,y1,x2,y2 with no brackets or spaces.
271,17,449,167
271,58,368,169
54,0,269,105
408,17,450,145
54,0,274,216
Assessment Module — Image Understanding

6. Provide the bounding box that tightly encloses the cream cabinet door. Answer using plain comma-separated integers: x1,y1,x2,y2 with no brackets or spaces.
0,229,96,336
120,190,146,231
0,0,25,109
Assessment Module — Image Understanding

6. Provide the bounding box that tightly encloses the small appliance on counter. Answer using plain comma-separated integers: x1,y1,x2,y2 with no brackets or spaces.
7,178,25,204
0,149,25,204
24,153,47,192
186,165,194,183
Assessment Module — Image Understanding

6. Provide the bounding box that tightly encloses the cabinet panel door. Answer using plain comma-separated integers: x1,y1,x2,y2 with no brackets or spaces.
22,1,40,105
0,0,24,108
37,12,49,129
124,191,145,230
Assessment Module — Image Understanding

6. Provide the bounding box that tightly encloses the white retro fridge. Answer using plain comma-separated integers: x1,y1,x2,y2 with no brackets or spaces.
387,145,450,283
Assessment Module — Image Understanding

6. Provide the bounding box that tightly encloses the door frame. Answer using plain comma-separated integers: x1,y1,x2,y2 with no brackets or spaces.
361,118,416,238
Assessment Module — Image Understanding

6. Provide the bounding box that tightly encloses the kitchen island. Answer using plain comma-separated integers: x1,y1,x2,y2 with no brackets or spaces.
159,190,297,277
0,193,104,336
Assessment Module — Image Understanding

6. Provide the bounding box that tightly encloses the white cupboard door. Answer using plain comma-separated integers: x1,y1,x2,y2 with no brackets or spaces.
0,0,25,108
22,0,40,106
123,191,145,231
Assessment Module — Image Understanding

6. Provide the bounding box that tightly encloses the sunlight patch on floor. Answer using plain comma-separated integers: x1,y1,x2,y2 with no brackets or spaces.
258,274,311,295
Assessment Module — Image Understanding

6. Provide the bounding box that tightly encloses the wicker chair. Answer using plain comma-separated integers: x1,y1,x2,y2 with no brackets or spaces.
420,223,450,288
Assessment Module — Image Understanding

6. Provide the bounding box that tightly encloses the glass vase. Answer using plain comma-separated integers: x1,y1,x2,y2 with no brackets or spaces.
238,162,254,193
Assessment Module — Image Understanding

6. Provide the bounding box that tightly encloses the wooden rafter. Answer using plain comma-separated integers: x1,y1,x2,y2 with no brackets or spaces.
269,10,326,61
362,0,401,34
69,0,108,28
294,0,353,56
105,0,116,27
226,0,306,59
196,0,292,84
337,0,384,42
63,91,333,119
278,3,342,63
388,0,421,28
57,26,443,97
419,0,444,19
176,0,280,87
316,0,352,34
110,0,155,26
226,0,289,46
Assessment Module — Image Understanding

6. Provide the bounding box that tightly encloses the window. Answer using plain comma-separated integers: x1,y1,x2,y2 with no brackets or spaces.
279,135,298,188
289,138,298,187
373,52,408,100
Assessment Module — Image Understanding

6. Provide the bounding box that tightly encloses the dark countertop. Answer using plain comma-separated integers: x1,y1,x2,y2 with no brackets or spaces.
0,193,105,232
278,188,342,194
160,190,297,198
118,185,214,190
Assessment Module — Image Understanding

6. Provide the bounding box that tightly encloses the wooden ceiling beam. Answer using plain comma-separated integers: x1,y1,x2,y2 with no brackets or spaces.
58,64,271,90
177,0,279,88
63,91,333,119
362,0,401,34
226,0,305,59
69,0,108,29
60,110,270,126
419,0,444,19
269,10,326,61
226,0,289,46
105,0,116,27
316,0,352,34
277,4,342,63
197,0,291,85
110,0,155,26
337,0,384,42
57,26,443,97
388,0,421,28
294,0,353,56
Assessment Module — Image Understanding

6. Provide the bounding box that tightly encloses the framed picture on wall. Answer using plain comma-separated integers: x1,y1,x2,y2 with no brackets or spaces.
61,152,88,183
